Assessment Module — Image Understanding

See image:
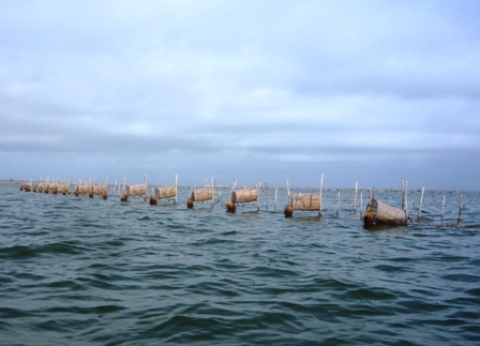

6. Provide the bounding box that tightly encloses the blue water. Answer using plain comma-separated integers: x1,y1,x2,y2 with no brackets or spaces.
1,183,479,345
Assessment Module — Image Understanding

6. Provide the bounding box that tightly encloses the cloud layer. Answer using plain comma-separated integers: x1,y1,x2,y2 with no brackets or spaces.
1,1,479,189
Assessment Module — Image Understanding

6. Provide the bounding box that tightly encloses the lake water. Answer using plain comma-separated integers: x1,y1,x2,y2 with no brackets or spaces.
1,183,479,345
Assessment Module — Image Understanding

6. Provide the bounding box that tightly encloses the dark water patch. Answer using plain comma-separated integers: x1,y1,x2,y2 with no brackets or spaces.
75,273,137,290
185,280,240,298
43,241,90,255
0,274,14,284
0,245,38,259
441,273,480,283
420,317,467,328
220,230,238,236
245,265,301,279
34,318,82,333
447,310,480,321
338,287,397,301
331,303,395,319
1,241,90,260
432,254,471,263
185,280,242,298
374,264,407,273
95,239,126,249
465,288,480,297
469,258,480,266
192,237,239,246
445,296,480,306
409,287,443,298
313,277,360,291
250,310,303,333
0,307,41,319
44,279,86,291
143,314,230,343
138,215,154,221
75,220,111,229
463,324,480,335
9,271,46,282
395,299,450,314
0,320,10,332
212,258,248,272
45,304,126,316
388,256,416,263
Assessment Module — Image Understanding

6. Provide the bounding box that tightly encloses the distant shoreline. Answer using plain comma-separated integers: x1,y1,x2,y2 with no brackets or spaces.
2,179,475,193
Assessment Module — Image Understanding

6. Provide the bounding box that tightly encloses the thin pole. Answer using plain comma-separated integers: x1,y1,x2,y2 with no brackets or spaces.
353,181,358,214
265,182,268,211
418,186,424,221
255,182,260,211
319,173,324,217
274,187,278,211
336,190,341,216
457,193,464,228
441,193,446,224
404,179,408,218
211,177,215,208
175,174,178,204
360,190,363,220
144,174,148,201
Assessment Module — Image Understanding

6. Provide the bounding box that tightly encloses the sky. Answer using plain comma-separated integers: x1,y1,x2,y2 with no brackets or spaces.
1,0,479,190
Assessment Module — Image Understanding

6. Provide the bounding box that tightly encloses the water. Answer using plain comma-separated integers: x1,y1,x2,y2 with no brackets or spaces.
1,183,479,345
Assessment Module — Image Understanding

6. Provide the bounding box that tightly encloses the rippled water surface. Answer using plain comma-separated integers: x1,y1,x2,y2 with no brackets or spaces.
1,184,480,345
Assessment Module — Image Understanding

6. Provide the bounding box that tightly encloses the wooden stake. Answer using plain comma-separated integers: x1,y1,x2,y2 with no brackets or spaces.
336,190,341,216
274,187,278,211
360,190,363,220
353,181,358,214
457,193,464,227
441,193,446,224
319,173,324,217
265,182,268,211
402,178,408,215
175,174,178,204
144,174,148,200
418,186,424,221
212,178,215,208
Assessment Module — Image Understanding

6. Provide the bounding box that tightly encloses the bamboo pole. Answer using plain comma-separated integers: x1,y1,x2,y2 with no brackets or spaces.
402,178,408,215
257,182,261,211
175,174,178,204
441,193,446,224
319,173,324,217
211,177,215,208
360,190,363,220
457,193,464,228
418,186,425,221
265,182,268,211
353,181,358,214
274,187,278,212
336,190,341,216
145,174,148,200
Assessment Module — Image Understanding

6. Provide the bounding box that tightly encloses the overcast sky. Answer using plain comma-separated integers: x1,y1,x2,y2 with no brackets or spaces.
1,1,479,190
